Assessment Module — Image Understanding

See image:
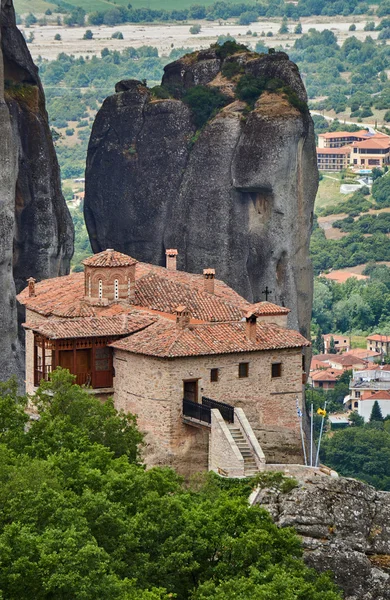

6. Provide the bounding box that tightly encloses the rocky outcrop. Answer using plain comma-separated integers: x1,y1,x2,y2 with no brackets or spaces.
255,476,390,600
85,47,318,338
0,0,73,381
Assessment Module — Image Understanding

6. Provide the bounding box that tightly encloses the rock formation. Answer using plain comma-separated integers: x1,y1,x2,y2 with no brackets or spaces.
85,46,318,337
0,0,73,381
255,476,390,600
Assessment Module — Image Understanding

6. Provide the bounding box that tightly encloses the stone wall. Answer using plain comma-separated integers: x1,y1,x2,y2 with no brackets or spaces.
209,409,244,477
113,346,305,474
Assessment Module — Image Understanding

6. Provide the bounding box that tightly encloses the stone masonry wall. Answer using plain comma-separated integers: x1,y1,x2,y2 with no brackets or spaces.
113,347,305,475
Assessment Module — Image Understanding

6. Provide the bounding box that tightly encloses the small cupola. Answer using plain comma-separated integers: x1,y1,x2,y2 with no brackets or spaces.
175,305,191,329
82,249,138,304
166,248,178,271
245,311,257,343
27,277,36,297
203,268,215,294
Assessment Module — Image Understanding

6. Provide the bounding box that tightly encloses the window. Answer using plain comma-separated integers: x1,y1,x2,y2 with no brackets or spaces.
210,368,219,382
114,279,119,300
354,401,358,408
98,279,103,299
355,391,361,398
128,278,131,299
238,362,249,378
271,362,282,378
88,276,91,297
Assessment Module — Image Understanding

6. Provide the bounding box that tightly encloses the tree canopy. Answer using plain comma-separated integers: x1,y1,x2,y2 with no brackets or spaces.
0,369,342,599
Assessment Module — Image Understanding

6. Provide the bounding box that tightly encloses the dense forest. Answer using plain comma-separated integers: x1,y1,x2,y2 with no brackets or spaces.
0,369,342,599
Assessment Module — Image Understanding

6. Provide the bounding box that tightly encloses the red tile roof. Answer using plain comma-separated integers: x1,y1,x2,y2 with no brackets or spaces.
318,131,370,139
250,301,290,316
110,320,309,358
362,390,390,401
24,312,156,340
367,334,390,342
134,273,243,322
316,147,351,154
311,369,339,381
350,139,390,150
83,249,137,267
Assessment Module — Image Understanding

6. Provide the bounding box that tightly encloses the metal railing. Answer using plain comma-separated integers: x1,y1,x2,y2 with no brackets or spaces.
183,399,211,424
202,396,234,423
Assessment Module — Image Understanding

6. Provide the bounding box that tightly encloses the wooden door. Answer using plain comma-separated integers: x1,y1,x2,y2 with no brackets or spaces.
59,350,73,371
183,380,198,403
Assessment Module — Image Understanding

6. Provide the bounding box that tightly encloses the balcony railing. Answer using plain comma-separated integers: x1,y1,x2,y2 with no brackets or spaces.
182,397,235,425
202,396,234,423
183,399,211,424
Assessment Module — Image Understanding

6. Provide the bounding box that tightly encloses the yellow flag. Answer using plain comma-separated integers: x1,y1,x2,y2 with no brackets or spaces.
317,408,327,417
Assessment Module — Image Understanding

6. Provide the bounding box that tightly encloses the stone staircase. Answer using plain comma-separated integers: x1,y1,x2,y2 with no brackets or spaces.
227,423,259,476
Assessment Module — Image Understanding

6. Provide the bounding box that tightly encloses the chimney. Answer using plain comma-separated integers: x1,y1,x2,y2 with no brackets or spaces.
27,277,36,297
203,268,215,294
245,312,257,343
175,305,191,329
166,248,178,271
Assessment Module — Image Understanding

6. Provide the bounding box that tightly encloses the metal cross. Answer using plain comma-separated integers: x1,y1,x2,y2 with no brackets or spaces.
262,286,272,301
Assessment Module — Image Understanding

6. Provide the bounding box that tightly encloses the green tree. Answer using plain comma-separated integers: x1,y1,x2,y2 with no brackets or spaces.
83,29,93,40
329,336,336,354
370,399,384,422
25,12,37,27
294,22,302,34
0,370,342,599
54,33,61,41
321,427,390,490
279,16,289,34
190,24,201,34
182,85,228,128
349,411,364,427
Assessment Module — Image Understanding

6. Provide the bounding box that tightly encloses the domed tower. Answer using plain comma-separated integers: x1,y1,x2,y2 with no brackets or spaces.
82,249,138,304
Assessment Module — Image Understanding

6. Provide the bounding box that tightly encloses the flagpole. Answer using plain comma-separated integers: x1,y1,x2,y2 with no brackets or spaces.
296,397,307,465
315,400,327,467
310,403,313,466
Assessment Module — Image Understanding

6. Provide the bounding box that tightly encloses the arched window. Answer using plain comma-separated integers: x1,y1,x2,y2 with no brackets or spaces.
88,277,91,297
128,278,131,299
98,279,103,299
114,279,119,300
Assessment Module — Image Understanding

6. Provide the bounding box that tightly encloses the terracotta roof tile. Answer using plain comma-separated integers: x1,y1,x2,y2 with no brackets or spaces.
83,249,137,267
17,259,290,322
23,312,156,340
367,334,390,342
110,320,310,358
134,273,243,322
362,390,390,401
311,369,339,381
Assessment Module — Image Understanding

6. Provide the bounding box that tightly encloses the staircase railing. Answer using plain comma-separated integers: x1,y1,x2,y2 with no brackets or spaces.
202,396,234,423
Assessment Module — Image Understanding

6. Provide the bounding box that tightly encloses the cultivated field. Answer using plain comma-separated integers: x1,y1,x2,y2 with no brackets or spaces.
16,14,383,61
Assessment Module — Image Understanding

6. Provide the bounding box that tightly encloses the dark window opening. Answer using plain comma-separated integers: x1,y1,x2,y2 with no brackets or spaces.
272,362,282,378
238,362,249,378
210,368,219,382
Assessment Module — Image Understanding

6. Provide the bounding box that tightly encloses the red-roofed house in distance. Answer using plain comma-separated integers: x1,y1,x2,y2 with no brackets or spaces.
309,368,340,389
367,334,390,356
323,334,350,354
17,249,310,478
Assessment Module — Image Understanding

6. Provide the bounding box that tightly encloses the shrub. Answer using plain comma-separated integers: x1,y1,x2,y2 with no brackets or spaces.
294,22,302,34
111,31,124,39
150,85,171,99
221,61,243,78
83,29,93,40
25,12,37,27
266,31,274,37
238,11,258,26
214,40,248,59
54,33,61,41
65,128,74,136
349,23,356,31
182,85,229,129
189,24,201,34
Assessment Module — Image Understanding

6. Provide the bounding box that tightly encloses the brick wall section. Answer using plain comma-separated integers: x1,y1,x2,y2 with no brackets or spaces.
113,347,305,475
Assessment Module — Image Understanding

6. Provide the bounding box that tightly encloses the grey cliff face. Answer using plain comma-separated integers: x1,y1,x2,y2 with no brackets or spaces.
85,48,318,338
256,476,390,600
0,0,73,381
